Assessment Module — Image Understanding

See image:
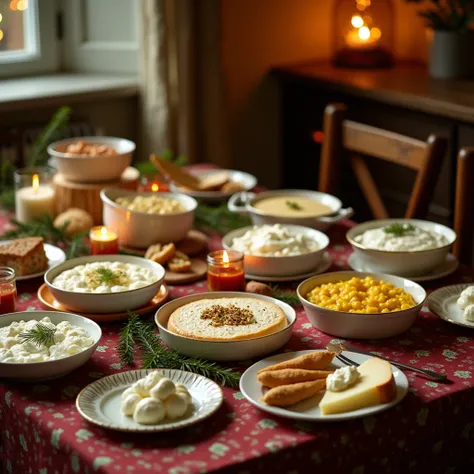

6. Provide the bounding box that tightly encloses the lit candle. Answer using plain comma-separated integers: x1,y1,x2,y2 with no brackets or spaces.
139,174,170,193
89,226,119,255
207,250,246,292
15,172,56,223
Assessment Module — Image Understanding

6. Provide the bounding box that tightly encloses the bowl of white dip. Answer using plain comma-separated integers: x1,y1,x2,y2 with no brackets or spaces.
222,224,329,277
0,311,101,381
45,255,165,313
346,219,456,276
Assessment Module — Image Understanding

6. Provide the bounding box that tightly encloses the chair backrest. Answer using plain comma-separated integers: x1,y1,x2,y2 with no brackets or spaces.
453,147,474,264
318,103,448,220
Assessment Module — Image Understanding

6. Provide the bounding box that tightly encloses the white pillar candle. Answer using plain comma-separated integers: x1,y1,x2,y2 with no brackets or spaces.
15,174,56,223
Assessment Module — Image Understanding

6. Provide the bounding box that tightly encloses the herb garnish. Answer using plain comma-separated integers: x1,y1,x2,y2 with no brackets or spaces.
118,313,241,388
383,223,415,236
269,285,301,306
19,323,56,348
96,267,119,284
286,201,303,211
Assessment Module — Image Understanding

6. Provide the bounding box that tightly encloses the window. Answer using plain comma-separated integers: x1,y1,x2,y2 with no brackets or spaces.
0,0,139,78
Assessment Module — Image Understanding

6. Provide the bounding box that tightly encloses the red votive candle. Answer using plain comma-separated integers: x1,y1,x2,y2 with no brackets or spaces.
207,250,245,292
89,226,119,255
138,174,170,193
0,267,17,315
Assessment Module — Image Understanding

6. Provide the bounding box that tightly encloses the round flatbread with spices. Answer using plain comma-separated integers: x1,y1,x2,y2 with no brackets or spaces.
167,297,287,341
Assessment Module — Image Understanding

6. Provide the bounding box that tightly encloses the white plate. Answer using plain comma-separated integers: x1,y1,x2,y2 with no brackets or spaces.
427,283,474,329
348,252,458,282
0,241,66,281
156,292,296,362
76,369,223,433
245,252,333,282
169,169,257,203
240,350,409,422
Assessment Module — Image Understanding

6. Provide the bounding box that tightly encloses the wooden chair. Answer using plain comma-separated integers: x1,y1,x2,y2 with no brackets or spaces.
453,148,474,264
318,103,448,220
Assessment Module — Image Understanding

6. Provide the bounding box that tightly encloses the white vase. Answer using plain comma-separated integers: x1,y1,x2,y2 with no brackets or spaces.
430,30,474,79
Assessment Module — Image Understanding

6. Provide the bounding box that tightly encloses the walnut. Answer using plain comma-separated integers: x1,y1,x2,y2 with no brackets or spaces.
245,281,273,297
145,243,175,265
53,208,94,236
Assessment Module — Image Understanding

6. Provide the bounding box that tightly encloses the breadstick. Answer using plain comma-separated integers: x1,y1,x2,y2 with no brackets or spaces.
257,351,335,375
261,379,326,407
257,369,332,388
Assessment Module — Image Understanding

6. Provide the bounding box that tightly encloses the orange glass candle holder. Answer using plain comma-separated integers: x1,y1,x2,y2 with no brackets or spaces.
138,174,170,193
0,267,17,315
207,250,245,292
89,226,119,255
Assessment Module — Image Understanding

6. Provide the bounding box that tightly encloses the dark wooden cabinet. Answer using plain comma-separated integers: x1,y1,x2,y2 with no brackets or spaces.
272,61,474,227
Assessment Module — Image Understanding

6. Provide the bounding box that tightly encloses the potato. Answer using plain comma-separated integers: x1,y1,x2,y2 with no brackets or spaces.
245,281,273,297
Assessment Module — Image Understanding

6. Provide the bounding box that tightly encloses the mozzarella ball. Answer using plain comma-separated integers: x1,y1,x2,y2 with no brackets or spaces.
149,378,175,401
465,304,474,322
164,393,189,419
175,384,191,403
143,372,164,392
133,398,165,424
121,393,142,416
121,386,139,400
458,286,474,309
132,379,150,397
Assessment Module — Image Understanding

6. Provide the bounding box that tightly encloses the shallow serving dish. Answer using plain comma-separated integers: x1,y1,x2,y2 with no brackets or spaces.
228,189,353,232
48,136,135,183
297,271,426,339
346,219,456,277
45,255,165,314
222,224,329,277
155,291,296,361
101,188,197,248
170,168,257,203
0,311,101,381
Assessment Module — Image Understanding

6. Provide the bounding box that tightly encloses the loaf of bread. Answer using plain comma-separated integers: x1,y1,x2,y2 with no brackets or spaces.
168,297,287,341
0,237,48,276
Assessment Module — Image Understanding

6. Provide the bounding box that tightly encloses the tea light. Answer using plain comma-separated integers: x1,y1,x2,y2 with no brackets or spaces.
139,174,170,193
89,226,119,255
207,250,245,292
14,169,56,223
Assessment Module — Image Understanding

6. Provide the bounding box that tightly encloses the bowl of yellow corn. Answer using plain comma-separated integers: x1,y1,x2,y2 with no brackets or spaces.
297,271,426,339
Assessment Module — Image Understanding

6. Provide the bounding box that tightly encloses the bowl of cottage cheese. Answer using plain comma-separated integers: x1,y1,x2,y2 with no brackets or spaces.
346,219,456,277
45,255,166,313
0,311,101,381
222,224,329,277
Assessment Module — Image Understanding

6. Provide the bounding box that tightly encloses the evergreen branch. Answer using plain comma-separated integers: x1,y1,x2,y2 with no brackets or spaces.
118,312,139,366
19,323,56,348
269,285,301,306
195,202,251,235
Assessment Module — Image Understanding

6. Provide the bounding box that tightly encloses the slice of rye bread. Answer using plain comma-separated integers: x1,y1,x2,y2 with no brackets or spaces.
0,237,48,276
167,297,287,341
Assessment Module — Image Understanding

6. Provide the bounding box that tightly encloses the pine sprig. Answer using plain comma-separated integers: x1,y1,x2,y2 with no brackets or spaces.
194,202,251,236
19,323,56,348
269,285,301,306
118,315,241,388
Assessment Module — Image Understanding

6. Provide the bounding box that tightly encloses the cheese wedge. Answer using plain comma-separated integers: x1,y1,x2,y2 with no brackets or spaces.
319,357,396,415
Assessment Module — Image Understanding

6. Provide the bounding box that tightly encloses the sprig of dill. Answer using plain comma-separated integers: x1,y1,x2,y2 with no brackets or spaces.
286,201,303,211
118,313,241,388
19,323,56,348
383,223,415,236
269,285,301,306
96,267,119,284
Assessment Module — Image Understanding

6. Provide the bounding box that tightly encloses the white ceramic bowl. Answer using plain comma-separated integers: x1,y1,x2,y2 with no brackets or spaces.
170,169,257,203
0,311,101,381
222,224,330,277
228,189,353,232
101,188,197,248
48,136,135,183
346,219,457,277
155,292,296,361
297,271,426,339
44,255,165,314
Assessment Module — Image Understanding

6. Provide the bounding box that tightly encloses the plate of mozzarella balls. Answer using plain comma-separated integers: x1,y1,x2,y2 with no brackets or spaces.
76,369,223,432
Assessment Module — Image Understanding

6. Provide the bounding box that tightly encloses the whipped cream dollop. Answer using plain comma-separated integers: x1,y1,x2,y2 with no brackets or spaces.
121,371,192,425
230,224,320,257
326,366,360,392
0,317,94,363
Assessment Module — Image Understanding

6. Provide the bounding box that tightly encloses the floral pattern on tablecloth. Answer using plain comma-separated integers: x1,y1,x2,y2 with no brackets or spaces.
1,213,474,473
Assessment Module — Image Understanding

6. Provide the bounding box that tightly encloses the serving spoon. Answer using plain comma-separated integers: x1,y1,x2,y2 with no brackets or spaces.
326,343,449,383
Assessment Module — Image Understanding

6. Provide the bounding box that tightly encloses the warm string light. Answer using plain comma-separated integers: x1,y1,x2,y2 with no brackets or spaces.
348,5,382,47
32,174,39,192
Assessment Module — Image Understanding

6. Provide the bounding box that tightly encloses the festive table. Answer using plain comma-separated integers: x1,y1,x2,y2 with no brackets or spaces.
1,209,474,474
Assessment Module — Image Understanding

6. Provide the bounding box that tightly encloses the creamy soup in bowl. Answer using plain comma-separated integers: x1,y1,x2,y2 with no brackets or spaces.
253,196,334,218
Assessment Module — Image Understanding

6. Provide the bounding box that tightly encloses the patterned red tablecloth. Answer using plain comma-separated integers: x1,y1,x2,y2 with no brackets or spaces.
1,208,474,474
